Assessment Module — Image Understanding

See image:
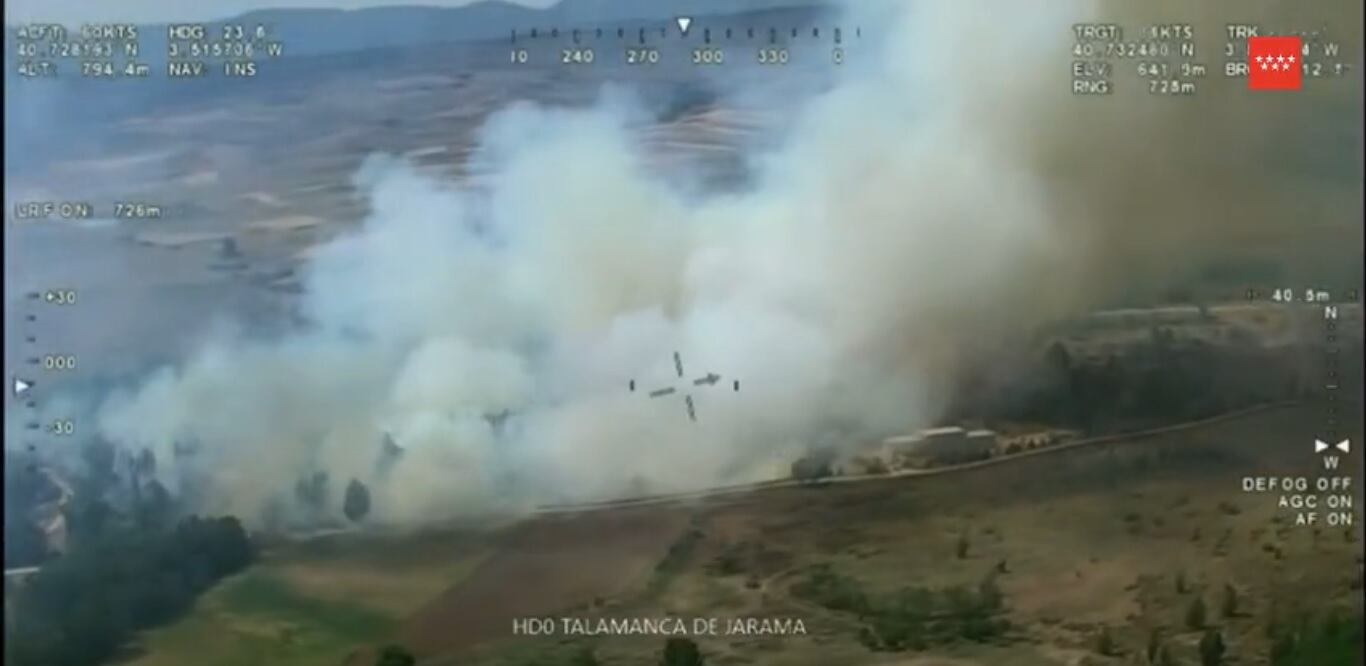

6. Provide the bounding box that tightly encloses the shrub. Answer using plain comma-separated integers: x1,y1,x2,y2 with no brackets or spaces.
375,644,416,666
1220,583,1239,618
1096,626,1117,656
661,637,704,666
1186,596,1207,630
1199,629,1225,666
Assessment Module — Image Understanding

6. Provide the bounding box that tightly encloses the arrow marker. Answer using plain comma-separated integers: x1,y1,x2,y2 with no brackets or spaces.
1315,438,1329,453
676,16,692,36
693,373,720,386
13,378,33,397
1337,439,1351,453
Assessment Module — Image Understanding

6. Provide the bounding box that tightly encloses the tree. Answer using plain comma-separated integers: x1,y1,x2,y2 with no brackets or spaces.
1156,644,1178,666
294,471,330,517
135,478,175,531
791,453,833,484
661,637,704,666
344,479,372,523
1045,341,1073,374
375,644,415,666
376,432,404,477
134,447,157,479
1096,625,1117,657
64,494,113,545
1146,627,1163,663
171,515,255,578
1199,629,1226,666
1220,583,1240,618
1186,596,1207,630
80,440,119,495
4,520,49,567
978,573,1002,611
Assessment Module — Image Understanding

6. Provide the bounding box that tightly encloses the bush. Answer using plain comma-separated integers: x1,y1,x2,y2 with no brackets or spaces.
791,454,834,483
661,637,704,666
375,644,416,666
1270,612,1363,666
790,564,871,615
795,566,1009,651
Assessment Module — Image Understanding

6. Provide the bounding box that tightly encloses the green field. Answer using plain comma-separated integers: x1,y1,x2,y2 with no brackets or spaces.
120,531,489,666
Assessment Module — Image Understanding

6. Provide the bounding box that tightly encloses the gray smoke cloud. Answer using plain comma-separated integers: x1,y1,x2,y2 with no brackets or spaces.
91,0,1361,526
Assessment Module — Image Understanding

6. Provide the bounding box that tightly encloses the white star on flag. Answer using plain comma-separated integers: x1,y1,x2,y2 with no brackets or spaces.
1261,62,1268,70
1276,54,1285,63
1288,54,1295,63
1256,55,1265,63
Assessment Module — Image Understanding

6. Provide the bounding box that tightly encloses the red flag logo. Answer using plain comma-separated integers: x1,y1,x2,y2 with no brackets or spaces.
1247,36,1302,90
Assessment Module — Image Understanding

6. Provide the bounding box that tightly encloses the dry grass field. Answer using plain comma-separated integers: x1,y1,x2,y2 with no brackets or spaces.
121,400,1359,666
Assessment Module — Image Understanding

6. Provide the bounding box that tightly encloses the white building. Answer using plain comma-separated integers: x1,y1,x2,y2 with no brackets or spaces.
884,426,996,464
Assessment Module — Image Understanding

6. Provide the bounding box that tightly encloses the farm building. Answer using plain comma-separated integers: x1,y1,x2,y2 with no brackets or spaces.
884,426,997,465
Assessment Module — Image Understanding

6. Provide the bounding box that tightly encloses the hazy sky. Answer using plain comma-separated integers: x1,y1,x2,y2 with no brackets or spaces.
5,0,556,26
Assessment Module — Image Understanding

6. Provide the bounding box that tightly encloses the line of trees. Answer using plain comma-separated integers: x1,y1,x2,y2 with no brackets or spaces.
992,331,1299,435
5,515,255,666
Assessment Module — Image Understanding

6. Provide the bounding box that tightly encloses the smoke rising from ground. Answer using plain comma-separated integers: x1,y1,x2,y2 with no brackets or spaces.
92,0,1361,526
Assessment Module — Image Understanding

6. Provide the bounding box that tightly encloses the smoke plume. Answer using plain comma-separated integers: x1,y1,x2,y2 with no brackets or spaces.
93,0,1361,526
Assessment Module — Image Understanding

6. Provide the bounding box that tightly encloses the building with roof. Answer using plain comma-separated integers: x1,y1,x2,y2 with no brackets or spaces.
884,426,996,466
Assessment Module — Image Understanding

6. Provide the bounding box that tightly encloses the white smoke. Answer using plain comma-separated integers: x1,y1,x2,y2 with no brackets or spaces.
90,0,1362,525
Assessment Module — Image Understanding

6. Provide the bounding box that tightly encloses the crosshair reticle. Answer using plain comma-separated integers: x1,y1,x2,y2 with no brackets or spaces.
629,351,739,422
